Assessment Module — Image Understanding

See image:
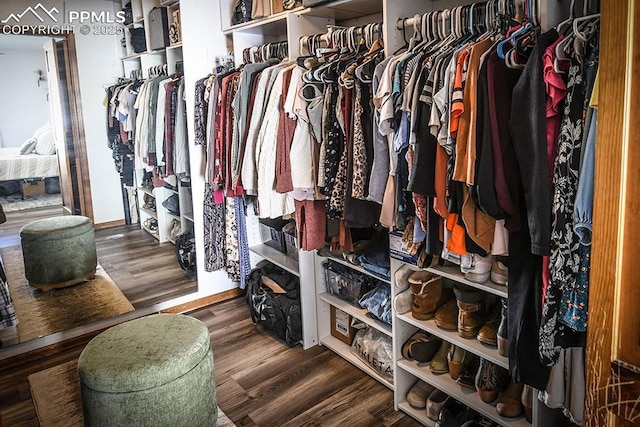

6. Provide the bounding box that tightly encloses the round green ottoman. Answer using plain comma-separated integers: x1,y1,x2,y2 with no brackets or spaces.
77,314,217,427
20,215,97,291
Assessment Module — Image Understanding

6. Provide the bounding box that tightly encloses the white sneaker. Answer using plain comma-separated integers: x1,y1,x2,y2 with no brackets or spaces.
393,289,414,314
464,254,492,283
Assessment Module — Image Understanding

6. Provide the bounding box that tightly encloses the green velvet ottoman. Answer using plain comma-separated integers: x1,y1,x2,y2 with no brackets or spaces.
20,215,97,291
77,314,217,427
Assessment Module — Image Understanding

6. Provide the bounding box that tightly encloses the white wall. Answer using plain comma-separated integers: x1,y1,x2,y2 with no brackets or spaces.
180,0,238,295
0,0,125,224
0,49,50,147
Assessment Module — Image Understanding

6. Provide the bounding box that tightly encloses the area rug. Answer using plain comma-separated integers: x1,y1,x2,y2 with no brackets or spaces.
28,360,236,427
1,245,135,343
0,193,62,212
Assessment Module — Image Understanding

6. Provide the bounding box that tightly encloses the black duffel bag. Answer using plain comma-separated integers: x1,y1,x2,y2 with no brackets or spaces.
246,260,302,346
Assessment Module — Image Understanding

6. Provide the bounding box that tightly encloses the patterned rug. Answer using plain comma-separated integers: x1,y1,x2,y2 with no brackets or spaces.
28,359,236,427
0,193,62,212
1,245,135,342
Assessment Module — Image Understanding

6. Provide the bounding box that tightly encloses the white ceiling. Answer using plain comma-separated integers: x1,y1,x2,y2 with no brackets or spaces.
0,34,53,51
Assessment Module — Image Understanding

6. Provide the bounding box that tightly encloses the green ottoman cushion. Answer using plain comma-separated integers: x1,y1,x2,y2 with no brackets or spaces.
77,314,217,427
20,215,97,290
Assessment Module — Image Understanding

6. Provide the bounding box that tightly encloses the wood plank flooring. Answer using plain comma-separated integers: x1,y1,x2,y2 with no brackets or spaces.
0,297,418,427
0,206,419,426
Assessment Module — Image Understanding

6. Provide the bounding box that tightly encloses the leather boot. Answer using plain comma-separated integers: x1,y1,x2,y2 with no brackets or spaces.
456,352,480,389
474,358,509,403
434,299,458,330
453,285,486,339
496,381,525,418
430,340,451,374
409,271,448,321
477,302,501,346
447,345,466,380
497,298,509,357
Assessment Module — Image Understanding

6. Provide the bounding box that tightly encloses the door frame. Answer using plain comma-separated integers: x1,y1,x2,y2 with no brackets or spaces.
585,1,640,426
0,29,93,220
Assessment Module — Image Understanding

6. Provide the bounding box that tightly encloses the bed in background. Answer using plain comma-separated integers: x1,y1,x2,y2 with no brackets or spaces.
0,123,59,182
0,147,59,181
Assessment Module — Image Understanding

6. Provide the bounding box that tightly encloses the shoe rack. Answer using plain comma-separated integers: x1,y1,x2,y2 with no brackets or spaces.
392,258,532,427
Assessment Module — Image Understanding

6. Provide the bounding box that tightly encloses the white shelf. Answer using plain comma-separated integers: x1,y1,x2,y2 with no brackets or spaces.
319,292,391,337
323,256,391,284
222,7,304,35
250,243,299,276
167,211,180,220
167,42,183,50
426,265,508,299
140,207,158,219
141,225,159,240
138,186,155,197
398,359,529,427
397,313,508,370
299,0,383,21
321,335,393,390
397,401,437,427
182,213,194,222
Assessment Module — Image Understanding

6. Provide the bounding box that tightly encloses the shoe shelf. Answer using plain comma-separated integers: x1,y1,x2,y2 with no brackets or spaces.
322,255,391,284
249,243,300,277
321,334,394,390
397,313,508,370
425,265,508,299
138,186,155,197
398,359,529,427
397,401,437,427
319,292,392,337
166,211,180,221
140,206,158,219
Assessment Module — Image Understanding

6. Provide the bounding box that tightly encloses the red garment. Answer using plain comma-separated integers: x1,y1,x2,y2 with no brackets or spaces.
295,199,326,251
275,68,295,194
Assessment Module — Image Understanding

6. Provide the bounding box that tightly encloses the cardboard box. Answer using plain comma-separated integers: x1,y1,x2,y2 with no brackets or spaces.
22,180,45,198
389,231,420,266
330,306,357,345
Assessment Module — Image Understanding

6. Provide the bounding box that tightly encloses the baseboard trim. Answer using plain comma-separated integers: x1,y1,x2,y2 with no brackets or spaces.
161,288,244,314
94,219,126,229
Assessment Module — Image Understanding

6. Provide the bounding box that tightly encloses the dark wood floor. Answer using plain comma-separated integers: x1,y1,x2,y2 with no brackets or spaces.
0,206,418,426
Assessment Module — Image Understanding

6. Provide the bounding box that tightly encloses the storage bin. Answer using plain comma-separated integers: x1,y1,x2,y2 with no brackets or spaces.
323,260,377,307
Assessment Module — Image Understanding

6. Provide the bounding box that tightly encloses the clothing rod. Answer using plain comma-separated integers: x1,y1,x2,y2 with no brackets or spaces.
397,15,420,30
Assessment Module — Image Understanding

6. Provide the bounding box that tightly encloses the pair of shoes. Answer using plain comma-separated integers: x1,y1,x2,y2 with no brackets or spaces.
463,253,492,283
477,301,502,346
436,398,478,425
496,381,525,418
406,379,435,409
447,345,466,380
490,256,508,285
427,389,449,422
402,331,441,363
430,341,451,374
453,285,486,339
474,358,510,403
409,271,449,320
455,353,480,389
393,289,413,314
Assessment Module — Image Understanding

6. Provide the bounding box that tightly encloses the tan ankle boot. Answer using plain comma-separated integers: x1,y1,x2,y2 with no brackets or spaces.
496,381,525,418
409,271,447,321
453,285,486,339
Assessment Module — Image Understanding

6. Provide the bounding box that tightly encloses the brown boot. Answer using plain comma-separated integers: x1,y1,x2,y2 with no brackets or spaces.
434,299,458,330
496,381,525,418
454,285,486,339
477,302,501,346
522,385,534,423
474,358,509,403
409,271,447,321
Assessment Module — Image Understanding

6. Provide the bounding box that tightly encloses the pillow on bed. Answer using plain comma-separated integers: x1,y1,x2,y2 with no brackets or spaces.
34,129,56,155
19,137,38,155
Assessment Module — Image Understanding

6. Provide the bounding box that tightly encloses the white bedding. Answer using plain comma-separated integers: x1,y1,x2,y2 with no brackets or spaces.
0,147,59,181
